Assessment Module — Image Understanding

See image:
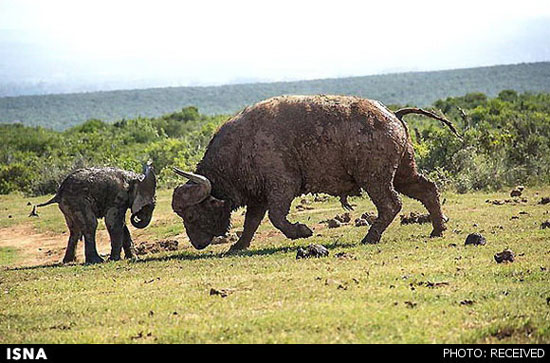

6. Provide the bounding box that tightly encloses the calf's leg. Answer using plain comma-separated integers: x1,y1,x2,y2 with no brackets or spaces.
61,213,81,263
105,207,125,261
122,226,137,259
74,206,103,264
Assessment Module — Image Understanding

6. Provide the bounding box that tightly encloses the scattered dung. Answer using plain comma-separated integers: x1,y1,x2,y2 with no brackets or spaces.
494,249,515,263
510,186,525,197
296,244,329,259
460,299,475,306
539,197,550,205
300,199,311,205
486,198,528,205
360,212,377,224
325,279,347,290
541,220,550,229
135,240,179,255
465,233,486,246
354,218,369,227
334,213,351,224
209,288,234,298
212,233,239,245
334,252,357,260
400,211,431,225
326,219,343,228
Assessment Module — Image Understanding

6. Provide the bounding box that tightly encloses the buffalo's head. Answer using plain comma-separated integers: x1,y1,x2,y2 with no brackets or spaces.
171,167,231,249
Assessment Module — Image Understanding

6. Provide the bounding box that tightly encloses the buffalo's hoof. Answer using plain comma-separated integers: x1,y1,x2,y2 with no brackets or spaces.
287,224,313,240
226,240,250,254
361,236,380,244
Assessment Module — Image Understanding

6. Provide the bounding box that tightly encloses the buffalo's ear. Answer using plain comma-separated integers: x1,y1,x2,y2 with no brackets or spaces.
171,182,210,213
131,164,157,214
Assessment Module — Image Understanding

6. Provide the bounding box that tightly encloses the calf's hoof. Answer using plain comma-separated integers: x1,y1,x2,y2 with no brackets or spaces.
62,256,76,264
430,229,445,238
85,255,105,264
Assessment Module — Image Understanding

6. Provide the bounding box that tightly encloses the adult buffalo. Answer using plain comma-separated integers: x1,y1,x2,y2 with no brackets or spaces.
172,95,457,252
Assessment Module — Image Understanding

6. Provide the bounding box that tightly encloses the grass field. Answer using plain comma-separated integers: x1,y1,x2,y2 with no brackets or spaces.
1,187,549,343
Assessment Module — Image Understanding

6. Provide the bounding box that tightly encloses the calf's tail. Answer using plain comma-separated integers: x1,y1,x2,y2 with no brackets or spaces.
29,195,59,217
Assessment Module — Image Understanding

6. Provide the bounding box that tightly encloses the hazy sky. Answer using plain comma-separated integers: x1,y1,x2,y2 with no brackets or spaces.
1,0,550,89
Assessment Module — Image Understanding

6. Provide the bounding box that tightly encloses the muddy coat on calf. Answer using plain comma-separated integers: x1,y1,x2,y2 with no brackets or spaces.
33,166,156,263
172,95,448,252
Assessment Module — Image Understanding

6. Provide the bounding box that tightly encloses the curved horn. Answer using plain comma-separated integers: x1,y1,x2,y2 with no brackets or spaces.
172,167,211,195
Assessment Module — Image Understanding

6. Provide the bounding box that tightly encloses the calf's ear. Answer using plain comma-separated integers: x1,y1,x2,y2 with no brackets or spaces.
131,164,157,214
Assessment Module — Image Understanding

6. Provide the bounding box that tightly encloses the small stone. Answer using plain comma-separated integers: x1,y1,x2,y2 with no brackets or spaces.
465,233,486,246
541,220,550,229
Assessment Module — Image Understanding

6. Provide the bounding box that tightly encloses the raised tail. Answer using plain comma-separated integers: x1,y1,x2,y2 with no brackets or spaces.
29,195,59,217
394,107,462,140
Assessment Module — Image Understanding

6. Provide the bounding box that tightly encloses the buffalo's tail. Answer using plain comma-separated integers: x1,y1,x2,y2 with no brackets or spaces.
394,107,462,140
29,195,59,217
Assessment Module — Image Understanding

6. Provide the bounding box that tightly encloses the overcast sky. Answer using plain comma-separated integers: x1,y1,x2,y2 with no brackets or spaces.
1,0,550,89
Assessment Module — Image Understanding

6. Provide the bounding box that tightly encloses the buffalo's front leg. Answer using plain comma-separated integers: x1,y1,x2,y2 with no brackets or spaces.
267,195,313,240
228,204,267,252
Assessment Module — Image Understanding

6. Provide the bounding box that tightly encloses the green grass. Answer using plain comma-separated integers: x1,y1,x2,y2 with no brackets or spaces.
1,187,550,343
0,247,17,265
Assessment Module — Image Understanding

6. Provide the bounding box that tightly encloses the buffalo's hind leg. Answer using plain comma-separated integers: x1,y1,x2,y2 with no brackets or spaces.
228,204,267,253
361,182,403,244
394,146,447,237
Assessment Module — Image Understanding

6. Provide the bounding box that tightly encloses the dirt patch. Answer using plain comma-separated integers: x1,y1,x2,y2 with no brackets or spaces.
0,225,110,267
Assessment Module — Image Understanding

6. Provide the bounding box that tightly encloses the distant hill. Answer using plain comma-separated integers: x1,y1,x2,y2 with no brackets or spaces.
1,62,550,130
